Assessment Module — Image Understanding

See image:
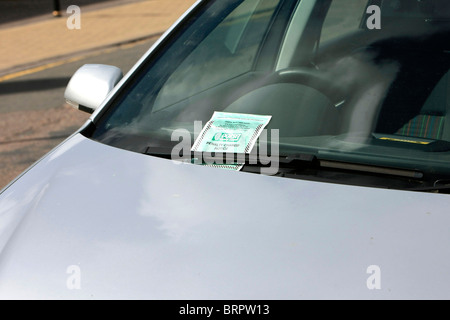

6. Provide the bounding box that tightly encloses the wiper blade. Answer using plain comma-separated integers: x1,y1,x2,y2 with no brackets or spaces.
199,152,316,165
144,147,436,191
144,147,316,166
144,147,424,179
279,153,316,163
318,160,424,179
276,154,424,179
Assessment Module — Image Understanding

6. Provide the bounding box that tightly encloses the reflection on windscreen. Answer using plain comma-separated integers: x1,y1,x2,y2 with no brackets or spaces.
154,0,280,110
90,0,450,191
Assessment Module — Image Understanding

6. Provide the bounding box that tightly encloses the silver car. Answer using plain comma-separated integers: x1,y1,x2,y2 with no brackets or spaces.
1,0,450,300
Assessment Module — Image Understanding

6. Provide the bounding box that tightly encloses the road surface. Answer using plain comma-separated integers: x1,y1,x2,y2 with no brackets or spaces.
0,38,156,189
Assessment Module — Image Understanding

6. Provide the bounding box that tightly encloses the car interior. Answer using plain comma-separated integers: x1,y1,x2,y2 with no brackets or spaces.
88,0,450,189
149,0,450,143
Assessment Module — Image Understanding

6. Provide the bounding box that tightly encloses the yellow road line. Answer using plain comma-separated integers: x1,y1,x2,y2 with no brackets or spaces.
0,39,149,83
0,57,85,82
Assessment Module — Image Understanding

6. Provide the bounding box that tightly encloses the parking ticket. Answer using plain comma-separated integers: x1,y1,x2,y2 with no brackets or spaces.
192,112,272,154
191,112,272,170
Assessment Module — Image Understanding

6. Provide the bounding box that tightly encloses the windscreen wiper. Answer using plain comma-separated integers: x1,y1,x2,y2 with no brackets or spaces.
143,147,316,165
144,147,428,184
317,160,424,179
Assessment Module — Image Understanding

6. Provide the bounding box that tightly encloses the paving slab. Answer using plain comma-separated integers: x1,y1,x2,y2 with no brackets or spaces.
0,0,197,76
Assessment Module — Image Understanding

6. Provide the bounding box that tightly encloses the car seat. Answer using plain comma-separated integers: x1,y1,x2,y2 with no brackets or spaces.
396,70,450,141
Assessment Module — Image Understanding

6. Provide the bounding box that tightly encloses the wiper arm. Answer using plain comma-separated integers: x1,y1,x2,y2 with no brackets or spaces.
318,160,424,179
144,148,434,191
200,152,316,165
144,147,316,167
275,154,424,179
144,147,423,179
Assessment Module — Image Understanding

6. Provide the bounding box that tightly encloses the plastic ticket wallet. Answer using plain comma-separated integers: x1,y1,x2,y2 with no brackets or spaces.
191,112,272,170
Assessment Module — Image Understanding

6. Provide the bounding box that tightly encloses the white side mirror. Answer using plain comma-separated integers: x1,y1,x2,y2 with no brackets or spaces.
64,64,123,114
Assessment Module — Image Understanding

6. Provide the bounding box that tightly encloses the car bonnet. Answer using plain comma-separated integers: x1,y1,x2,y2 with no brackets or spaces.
0,133,449,299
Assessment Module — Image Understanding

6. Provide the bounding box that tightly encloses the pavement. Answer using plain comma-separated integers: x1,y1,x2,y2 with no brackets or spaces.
0,0,197,189
0,0,198,78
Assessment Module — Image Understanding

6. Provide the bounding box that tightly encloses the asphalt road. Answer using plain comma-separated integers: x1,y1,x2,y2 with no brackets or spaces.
0,38,156,189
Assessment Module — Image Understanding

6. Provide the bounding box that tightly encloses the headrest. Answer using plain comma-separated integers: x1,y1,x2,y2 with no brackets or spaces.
422,70,450,115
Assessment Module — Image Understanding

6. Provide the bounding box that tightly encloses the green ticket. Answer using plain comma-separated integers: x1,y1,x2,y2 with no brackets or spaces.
191,112,272,171
192,112,272,154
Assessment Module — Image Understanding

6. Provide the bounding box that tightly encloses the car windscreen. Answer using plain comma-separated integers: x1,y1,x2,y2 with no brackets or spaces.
87,0,450,193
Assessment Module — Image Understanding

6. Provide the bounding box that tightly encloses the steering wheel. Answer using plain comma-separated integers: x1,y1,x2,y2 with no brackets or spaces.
222,67,344,137
270,68,348,107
